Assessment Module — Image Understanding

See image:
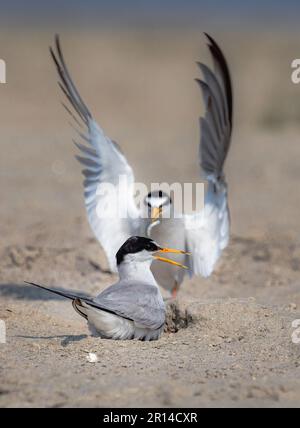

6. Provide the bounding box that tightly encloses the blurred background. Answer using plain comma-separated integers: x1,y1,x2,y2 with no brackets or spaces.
2,1,300,409
1,0,300,248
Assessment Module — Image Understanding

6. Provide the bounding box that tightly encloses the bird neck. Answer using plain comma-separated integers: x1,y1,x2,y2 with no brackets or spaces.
117,260,158,287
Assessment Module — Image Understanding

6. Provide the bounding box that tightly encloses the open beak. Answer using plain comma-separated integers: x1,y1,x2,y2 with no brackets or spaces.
159,247,190,255
154,247,190,269
151,207,162,223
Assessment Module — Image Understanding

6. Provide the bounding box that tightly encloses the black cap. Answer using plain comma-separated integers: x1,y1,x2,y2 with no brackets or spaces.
116,236,160,265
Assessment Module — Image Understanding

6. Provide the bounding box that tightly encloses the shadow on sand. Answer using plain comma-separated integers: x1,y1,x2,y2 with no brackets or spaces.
15,334,88,347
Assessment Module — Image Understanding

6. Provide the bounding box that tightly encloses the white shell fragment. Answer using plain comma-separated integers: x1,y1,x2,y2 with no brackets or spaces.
86,352,98,363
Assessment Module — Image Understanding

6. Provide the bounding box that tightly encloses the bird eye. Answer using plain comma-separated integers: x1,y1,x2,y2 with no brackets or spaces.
145,242,156,252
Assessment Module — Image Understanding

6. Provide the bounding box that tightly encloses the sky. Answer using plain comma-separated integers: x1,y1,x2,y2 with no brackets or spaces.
0,0,299,29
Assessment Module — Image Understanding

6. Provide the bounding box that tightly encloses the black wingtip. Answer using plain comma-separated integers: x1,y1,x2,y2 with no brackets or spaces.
204,32,221,50
55,34,64,63
204,32,214,45
49,34,60,57
24,280,49,290
203,32,233,129
55,34,60,49
194,78,208,93
203,32,227,58
49,45,55,61
196,61,206,72
24,281,36,286
24,281,78,301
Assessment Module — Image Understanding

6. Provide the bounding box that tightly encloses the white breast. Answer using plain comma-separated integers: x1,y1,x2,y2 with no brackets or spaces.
148,217,186,291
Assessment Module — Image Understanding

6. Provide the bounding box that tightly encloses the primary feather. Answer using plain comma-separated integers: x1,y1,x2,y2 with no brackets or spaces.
185,33,232,278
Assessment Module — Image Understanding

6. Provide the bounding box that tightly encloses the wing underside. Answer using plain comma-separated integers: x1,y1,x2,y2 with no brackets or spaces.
185,34,232,278
50,35,140,271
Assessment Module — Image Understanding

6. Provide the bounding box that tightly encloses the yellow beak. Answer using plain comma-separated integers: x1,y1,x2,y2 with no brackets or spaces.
159,247,190,255
151,207,162,222
154,247,190,269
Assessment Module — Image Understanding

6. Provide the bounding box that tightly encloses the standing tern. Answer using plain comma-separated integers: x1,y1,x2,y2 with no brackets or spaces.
25,237,188,341
148,33,232,295
50,33,232,297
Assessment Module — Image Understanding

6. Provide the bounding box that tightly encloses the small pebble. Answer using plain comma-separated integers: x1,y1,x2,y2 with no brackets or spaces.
86,352,98,363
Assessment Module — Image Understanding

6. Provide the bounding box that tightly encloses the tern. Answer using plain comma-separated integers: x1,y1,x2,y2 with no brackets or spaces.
25,237,188,341
50,33,232,297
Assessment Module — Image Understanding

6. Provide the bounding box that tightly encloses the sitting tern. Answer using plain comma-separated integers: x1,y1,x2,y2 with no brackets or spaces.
25,237,188,341
50,33,232,297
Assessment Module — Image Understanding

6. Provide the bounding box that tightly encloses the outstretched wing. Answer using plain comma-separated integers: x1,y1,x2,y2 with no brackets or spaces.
185,33,232,277
196,32,232,180
50,35,140,271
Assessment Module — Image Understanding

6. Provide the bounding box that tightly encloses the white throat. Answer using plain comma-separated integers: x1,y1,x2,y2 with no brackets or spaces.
117,258,158,287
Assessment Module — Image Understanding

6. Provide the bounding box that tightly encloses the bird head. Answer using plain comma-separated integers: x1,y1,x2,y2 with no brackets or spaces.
116,236,188,269
144,190,172,223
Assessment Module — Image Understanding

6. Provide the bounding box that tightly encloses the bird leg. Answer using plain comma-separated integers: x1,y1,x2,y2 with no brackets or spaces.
171,281,179,299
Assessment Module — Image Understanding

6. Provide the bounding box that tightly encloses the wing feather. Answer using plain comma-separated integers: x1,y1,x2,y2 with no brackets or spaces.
185,34,232,277
197,34,233,179
94,281,165,330
50,35,140,271
25,281,165,330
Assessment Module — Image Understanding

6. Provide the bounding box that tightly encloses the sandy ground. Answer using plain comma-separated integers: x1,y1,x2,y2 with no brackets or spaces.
0,29,300,407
